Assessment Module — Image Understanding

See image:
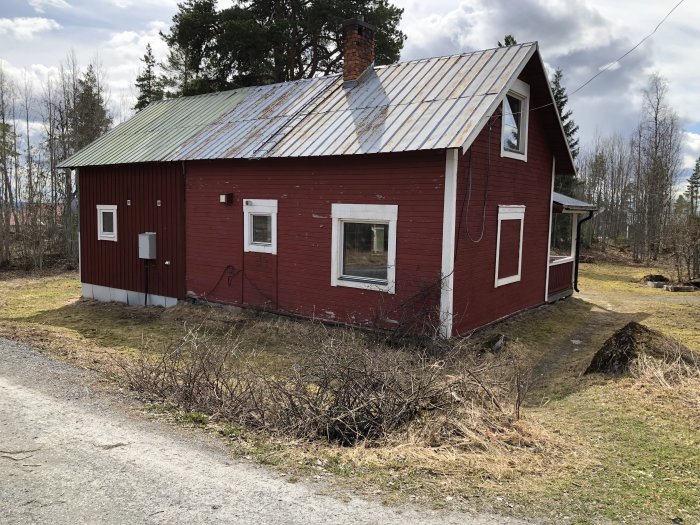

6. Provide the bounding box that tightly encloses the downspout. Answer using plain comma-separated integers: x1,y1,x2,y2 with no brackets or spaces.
573,211,594,292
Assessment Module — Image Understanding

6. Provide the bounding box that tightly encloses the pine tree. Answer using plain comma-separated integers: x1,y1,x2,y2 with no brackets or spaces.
686,157,700,217
498,35,517,47
551,68,579,160
134,44,164,111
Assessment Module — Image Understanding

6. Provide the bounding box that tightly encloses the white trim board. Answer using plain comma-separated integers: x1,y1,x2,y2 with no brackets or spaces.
439,149,458,338
494,205,526,288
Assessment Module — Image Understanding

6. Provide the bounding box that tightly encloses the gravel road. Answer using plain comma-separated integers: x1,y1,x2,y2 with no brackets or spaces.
0,338,535,525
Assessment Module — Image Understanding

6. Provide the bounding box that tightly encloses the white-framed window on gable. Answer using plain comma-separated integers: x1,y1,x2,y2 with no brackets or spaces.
243,199,277,254
501,79,530,161
331,203,398,294
494,205,525,288
97,204,117,242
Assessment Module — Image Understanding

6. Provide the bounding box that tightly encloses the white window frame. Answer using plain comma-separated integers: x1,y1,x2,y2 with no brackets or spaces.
331,203,398,294
243,199,277,254
548,211,577,266
500,79,530,162
96,204,117,242
494,205,525,288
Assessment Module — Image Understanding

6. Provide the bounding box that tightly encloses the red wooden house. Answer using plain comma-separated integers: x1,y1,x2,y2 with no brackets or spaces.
60,18,594,337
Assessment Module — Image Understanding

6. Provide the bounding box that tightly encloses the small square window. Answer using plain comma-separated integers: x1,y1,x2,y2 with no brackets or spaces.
97,205,117,242
331,203,398,293
500,79,530,161
342,222,389,281
243,199,277,254
251,214,272,245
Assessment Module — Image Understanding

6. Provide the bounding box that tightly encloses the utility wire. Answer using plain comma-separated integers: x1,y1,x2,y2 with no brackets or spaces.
569,0,686,97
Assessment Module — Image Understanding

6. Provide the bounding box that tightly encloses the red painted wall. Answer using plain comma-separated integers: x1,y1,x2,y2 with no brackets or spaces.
452,58,556,335
79,163,185,299
185,151,445,330
548,261,574,296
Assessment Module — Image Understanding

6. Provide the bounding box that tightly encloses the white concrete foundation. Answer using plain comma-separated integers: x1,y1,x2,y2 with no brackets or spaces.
82,283,178,308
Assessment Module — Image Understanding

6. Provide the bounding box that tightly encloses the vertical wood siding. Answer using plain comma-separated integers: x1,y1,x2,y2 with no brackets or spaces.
452,56,558,335
548,262,574,296
79,163,185,299
185,151,445,330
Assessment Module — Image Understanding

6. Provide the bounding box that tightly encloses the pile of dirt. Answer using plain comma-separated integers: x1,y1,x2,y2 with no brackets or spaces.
639,274,669,284
585,322,698,375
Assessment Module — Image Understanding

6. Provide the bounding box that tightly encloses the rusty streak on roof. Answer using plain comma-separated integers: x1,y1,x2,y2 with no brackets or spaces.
60,43,539,168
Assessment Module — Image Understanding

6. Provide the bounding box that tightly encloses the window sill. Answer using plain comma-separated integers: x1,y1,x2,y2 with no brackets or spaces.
98,236,117,242
334,276,395,294
495,274,521,287
500,149,527,162
245,243,275,254
549,256,574,266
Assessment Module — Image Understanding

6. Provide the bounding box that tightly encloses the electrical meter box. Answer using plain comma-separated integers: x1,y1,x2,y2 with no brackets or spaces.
138,232,156,260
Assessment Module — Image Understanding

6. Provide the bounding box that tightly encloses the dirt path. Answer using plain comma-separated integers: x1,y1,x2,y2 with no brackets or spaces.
0,338,535,525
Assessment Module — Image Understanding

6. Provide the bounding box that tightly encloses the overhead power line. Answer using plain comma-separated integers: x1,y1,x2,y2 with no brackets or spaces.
569,0,686,97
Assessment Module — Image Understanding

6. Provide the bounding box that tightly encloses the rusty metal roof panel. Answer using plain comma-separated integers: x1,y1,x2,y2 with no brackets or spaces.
60,43,539,167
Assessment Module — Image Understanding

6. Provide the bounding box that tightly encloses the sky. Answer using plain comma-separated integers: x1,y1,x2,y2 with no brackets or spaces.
1,0,699,177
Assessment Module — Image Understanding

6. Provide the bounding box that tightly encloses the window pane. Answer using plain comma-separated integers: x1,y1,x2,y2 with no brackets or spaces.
342,222,388,281
550,213,573,258
102,211,114,233
252,214,272,244
503,95,521,152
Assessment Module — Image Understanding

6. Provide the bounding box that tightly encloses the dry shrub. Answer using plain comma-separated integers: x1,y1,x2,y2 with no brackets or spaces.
119,323,538,448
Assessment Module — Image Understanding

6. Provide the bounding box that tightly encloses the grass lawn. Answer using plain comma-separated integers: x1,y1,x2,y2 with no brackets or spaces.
0,261,698,524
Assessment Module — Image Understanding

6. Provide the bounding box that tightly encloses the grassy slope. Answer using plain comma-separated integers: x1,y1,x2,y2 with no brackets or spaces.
0,264,698,524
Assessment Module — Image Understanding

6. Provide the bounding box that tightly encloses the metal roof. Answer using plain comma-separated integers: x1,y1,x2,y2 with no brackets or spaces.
60,43,540,168
553,192,597,211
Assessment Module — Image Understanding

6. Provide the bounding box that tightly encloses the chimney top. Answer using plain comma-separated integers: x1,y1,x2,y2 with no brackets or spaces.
342,16,377,85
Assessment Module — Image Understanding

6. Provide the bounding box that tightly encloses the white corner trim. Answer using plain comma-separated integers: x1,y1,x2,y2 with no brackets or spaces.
439,149,458,338
330,203,398,294
243,198,278,254
544,156,555,301
96,204,117,242
500,79,530,162
494,204,525,288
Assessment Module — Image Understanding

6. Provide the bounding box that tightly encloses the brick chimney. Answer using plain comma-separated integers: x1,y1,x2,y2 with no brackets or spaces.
342,16,376,84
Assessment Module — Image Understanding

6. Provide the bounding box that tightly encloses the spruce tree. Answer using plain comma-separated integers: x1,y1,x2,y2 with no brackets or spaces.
134,44,164,111
551,68,579,160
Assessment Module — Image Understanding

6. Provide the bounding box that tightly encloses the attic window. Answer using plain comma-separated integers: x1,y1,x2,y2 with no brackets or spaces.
501,79,530,161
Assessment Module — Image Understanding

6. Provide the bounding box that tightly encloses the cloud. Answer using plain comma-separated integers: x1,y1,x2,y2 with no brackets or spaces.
28,0,72,14
683,132,700,170
0,17,61,39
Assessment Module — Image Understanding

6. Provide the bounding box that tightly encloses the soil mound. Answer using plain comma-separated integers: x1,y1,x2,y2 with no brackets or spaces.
585,322,698,375
640,274,669,284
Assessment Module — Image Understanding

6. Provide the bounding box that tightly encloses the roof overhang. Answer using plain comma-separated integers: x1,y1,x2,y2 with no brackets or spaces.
552,191,596,212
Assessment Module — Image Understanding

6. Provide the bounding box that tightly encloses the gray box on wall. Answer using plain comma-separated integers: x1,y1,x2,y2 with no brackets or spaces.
139,232,156,260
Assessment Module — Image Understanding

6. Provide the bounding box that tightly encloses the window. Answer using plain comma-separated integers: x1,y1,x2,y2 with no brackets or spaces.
331,203,398,293
494,205,525,287
549,212,576,264
243,199,277,254
97,205,117,242
501,79,530,161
